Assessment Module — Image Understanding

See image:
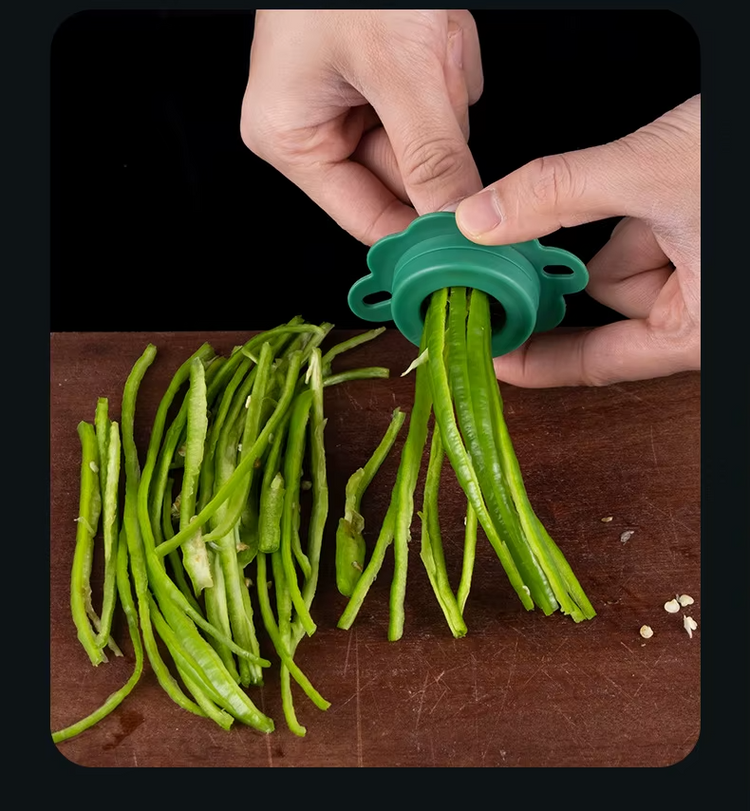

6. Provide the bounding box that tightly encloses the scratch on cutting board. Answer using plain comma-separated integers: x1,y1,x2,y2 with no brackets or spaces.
448,701,469,720
338,676,378,708
429,683,450,716
411,670,450,725
343,387,363,412
477,711,485,765
552,638,569,657
650,425,658,466
644,498,697,536
650,651,666,671
72,663,95,706
611,384,644,404
419,657,464,683
498,639,519,714
667,514,682,565
509,623,532,642
413,672,431,730
472,653,478,703
520,663,553,690
556,706,579,730
598,669,634,701
632,680,647,701
632,651,667,702
555,706,596,753
256,686,273,767
464,653,490,705
342,627,355,676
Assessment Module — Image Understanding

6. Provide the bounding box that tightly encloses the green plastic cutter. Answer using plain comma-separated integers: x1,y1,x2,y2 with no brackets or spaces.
348,211,589,358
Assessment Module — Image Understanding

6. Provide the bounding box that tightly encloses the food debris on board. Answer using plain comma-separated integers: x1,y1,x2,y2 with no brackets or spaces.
637,594,699,642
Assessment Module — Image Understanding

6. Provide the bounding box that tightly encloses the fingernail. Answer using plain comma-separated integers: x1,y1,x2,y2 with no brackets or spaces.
439,199,462,213
456,189,502,236
448,28,463,69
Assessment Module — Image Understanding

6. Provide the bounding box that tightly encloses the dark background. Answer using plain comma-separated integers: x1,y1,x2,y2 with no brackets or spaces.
50,9,700,332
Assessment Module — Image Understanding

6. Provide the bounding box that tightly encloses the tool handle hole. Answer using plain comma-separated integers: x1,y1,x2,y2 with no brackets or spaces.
362,291,392,306
543,264,575,277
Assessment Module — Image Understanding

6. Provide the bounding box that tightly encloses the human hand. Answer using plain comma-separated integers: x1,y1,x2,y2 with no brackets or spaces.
240,9,484,245
455,94,701,388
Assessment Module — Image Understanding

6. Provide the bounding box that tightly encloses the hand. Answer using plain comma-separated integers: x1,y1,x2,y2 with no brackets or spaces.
455,94,701,388
240,9,484,245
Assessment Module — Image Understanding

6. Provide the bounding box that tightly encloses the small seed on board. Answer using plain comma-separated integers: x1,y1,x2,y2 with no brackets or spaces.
640,625,654,639
683,616,698,639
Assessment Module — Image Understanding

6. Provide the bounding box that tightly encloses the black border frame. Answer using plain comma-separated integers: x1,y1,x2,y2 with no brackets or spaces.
10,0,746,798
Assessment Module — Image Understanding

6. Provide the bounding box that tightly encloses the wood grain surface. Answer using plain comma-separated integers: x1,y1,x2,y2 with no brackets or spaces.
50,330,700,768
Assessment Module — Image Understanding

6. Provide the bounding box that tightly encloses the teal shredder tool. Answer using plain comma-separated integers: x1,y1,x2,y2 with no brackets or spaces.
347,211,589,358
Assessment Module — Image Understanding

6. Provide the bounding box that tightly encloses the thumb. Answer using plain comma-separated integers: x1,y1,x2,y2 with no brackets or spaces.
454,138,658,245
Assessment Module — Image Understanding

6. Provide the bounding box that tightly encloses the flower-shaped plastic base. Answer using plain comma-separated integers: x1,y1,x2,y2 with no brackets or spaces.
348,212,589,357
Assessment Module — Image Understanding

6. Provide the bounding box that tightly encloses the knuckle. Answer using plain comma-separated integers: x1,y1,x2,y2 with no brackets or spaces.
239,103,295,165
359,199,409,246
239,94,267,157
400,134,468,191
469,74,485,106
527,153,578,212
577,331,612,387
239,115,262,156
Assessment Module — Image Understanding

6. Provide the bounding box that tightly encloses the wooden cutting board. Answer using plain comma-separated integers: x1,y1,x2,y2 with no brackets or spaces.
50,330,700,768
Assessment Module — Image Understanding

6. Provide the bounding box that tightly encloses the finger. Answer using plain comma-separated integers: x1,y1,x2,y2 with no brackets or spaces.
365,51,483,215
492,319,698,388
443,22,471,140
455,96,700,246
352,29,474,207
447,9,483,104
586,217,674,318
244,97,415,245
352,126,410,203
455,138,656,246
293,157,417,245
